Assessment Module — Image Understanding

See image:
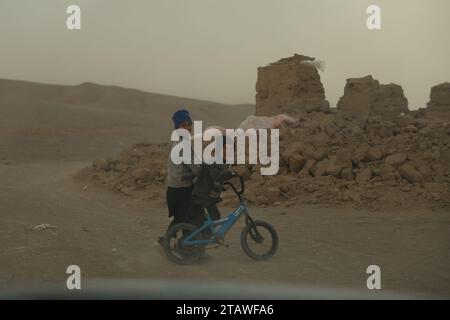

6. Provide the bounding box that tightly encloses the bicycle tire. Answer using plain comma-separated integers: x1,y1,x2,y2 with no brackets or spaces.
163,223,202,265
240,220,278,261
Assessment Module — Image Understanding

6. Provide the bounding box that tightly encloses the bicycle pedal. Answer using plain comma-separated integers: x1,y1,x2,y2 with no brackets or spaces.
216,239,230,248
205,244,221,250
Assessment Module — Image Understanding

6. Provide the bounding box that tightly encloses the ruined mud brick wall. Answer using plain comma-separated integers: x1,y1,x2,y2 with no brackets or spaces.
426,82,450,120
255,54,329,116
337,75,408,120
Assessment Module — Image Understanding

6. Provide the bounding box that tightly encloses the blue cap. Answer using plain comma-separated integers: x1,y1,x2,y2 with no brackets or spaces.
172,109,192,129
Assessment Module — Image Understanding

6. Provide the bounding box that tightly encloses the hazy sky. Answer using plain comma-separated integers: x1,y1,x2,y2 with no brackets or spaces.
1,0,449,109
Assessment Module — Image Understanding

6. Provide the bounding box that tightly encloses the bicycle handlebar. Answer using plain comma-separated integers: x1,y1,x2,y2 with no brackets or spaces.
224,175,244,197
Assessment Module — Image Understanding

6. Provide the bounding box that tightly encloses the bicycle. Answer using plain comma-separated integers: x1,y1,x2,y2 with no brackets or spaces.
162,176,278,265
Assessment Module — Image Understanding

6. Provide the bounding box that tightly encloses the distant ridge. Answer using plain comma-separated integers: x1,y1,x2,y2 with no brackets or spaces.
0,78,254,111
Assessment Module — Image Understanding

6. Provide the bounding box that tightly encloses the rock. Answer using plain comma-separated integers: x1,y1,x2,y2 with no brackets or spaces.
377,123,396,137
281,142,303,163
245,188,259,203
394,114,414,127
419,141,429,150
298,168,312,178
348,192,361,203
325,124,338,137
262,187,280,203
419,126,433,137
314,159,330,176
318,113,335,128
279,184,290,193
304,119,320,131
310,133,329,146
335,148,352,168
366,147,383,161
326,159,342,177
250,171,263,182
378,164,397,180
352,143,370,163
404,125,418,133
132,168,148,180
356,168,373,184
333,113,345,128
304,159,317,171
289,154,306,173
398,164,423,183
414,119,430,129
116,163,129,172
93,159,108,171
119,186,134,196
299,145,315,159
384,153,407,166
306,183,319,193
313,147,328,161
341,168,354,181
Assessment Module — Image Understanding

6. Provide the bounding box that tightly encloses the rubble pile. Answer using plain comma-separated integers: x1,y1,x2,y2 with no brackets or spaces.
80,55,450,210
238,110,450,210
78,143,169,201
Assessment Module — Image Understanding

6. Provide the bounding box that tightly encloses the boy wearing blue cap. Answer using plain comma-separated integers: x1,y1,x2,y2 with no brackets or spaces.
159,109,200,244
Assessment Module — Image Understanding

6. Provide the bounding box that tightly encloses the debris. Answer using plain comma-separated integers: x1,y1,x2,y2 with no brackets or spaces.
32,224,58,231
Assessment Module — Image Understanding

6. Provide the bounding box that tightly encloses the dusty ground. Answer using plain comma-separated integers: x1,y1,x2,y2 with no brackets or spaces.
1,159,449,298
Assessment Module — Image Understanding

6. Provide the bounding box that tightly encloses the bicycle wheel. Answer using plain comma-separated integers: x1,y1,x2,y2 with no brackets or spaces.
163,223,202,265
241,220,278,261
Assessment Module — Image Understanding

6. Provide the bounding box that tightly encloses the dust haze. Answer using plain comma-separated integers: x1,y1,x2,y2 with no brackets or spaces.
1,0,449,108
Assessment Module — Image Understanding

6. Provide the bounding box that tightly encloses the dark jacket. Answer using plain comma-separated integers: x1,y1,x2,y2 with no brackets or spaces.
191,163,233,207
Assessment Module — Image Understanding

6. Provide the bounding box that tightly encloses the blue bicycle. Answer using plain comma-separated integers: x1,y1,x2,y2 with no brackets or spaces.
163,176,279,265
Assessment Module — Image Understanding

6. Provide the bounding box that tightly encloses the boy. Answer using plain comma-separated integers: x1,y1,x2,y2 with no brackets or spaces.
159,109,201,244
187,136,236,232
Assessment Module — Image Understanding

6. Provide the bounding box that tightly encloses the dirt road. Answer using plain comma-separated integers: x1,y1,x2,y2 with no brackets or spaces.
1,160,449,298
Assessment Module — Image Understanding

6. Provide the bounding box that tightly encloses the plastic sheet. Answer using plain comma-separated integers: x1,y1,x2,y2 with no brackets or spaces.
238,114,297,131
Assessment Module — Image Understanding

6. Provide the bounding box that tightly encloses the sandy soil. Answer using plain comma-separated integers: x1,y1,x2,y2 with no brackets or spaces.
1,160,449,298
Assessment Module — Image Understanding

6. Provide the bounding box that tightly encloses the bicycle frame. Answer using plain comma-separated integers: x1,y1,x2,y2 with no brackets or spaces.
181,198,248,246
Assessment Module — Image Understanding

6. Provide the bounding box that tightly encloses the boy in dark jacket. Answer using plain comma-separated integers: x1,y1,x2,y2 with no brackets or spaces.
187,137,235,230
